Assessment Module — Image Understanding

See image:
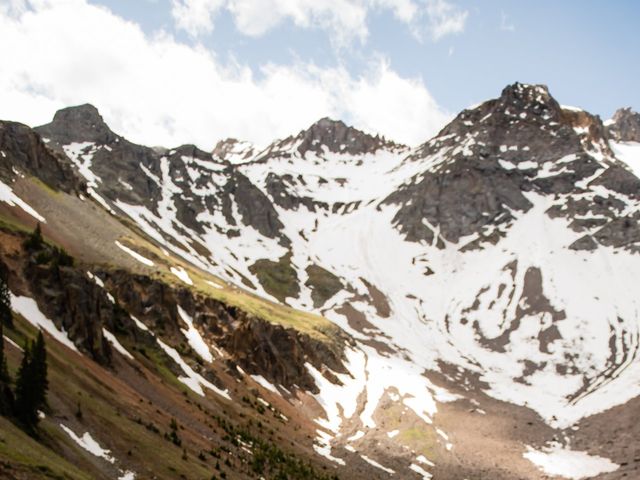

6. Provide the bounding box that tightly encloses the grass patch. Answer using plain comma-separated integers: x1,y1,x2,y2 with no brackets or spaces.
305,264,343,308
0,417,93,480
249,253,299,304
398,426,438,460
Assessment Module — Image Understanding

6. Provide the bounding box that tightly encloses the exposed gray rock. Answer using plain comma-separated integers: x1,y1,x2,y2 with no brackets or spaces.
0,120,81,192
607,108,640,142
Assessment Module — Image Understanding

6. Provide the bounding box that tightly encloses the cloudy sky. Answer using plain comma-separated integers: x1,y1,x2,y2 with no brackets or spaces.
0,0,638,149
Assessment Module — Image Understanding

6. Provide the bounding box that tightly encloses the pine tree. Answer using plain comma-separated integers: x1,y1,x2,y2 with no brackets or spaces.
0,321,13,416
14,332,48,428
23,223,43,251
31,331,48,410
0,322,9,383
14,340,36,426
0,274,11,328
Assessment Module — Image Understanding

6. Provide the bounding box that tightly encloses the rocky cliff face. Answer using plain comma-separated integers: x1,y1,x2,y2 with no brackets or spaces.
0,120,81,192
101,269,347,392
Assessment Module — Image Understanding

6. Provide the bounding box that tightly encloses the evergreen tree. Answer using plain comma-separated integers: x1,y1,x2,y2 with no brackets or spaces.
14,332,48,428
14,341,36,426
31,331,48,409
0,322,9,383
0,274,11,328
23,223,43,251
0,321,13,416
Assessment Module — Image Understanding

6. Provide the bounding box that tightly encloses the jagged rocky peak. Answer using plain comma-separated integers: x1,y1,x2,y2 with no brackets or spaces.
36,103,117,145
607,107,640,142
295,117,400,156
212,138,256,164
498,82,559,113
385,82,627,248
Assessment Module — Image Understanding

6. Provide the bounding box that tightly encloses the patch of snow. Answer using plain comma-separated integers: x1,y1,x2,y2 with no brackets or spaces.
416,454,435,467
177,306,212,363
0,179,46,222
251,374,279,394
156,339,230,399
86,271,105,288
102,328,134,360
3,335,23,351
170,266,193,285
118,471,136,480
523,442,619,479
115,241,154,267
130,315,149,332
360,454,395,474
60,425,115,463
313,429,345,465
206,280,223,289
10,295,78,352
387,429,399,438
410,463,433,479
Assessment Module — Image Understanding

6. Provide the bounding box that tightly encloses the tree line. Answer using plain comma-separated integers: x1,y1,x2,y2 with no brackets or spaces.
0,269,49,432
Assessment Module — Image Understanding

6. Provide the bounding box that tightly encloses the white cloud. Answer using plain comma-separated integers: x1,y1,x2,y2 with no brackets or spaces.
0,0,450,147
500,11,515,32
423,0,468,41
171,0,225,37
171,0,468,43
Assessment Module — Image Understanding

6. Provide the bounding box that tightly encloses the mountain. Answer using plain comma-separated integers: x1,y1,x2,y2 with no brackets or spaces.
0,83,639,479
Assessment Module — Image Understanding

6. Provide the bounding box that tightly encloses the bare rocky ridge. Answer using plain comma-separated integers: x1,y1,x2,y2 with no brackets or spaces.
293,117,403,156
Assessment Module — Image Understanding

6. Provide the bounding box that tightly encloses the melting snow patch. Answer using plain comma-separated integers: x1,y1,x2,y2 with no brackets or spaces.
11,295,78,352
410,463,433,479
87,271,105,288
118,472,136,480
313,429,345,465
387,429,399,438
61,425,115,463
0,179,46,222
416,454,435,467
523,443,619,479
177,306,212,363
3,335,23,351
360,454,395,474
130,315,149,332
156,339,230,400
206,280,224,289
170,266,193,285
102,328,134,360
251,374,279,394
115,241,154,267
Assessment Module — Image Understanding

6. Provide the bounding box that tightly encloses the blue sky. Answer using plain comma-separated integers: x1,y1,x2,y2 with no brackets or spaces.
0,0,638,148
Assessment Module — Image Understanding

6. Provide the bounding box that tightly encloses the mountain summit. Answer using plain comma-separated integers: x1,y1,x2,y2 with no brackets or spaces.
294,117,403,156
36,103,117,145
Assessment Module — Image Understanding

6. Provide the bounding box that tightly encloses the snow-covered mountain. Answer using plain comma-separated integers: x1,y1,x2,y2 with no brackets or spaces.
2,82,639,479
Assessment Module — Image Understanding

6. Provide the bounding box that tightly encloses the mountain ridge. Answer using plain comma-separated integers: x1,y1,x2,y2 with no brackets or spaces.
0,82,639,479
